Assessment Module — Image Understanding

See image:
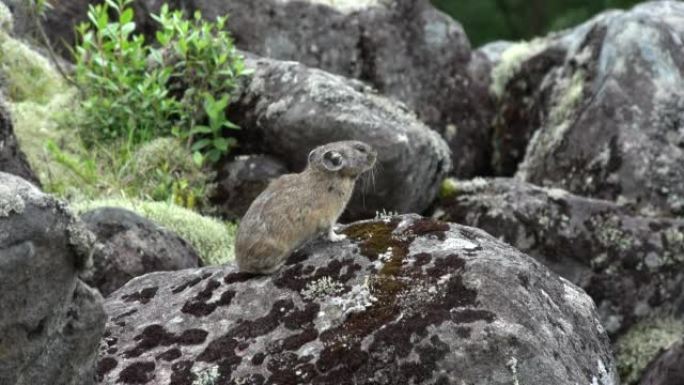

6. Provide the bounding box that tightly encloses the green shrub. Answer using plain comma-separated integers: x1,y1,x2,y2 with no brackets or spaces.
121,137,215,209
74,0,247,162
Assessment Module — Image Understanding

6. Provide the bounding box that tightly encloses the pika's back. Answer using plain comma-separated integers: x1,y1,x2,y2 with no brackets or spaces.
235,140,377,274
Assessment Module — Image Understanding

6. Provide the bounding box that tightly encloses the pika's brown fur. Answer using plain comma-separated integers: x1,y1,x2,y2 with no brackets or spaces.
235,141,377,274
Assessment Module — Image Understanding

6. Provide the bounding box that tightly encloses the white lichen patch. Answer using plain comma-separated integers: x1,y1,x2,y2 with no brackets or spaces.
517,68,586,180
301,276,345,300
590,359,617,385
315,278,377,331
506,356,520,385
0,181,26,217
374,209,398,220
192,366,220,385
615,316,684,384
545,187,569,201
441,236,478,251
278,0,387,13
561,279,594,320
589,214,634,252
490,38,550,98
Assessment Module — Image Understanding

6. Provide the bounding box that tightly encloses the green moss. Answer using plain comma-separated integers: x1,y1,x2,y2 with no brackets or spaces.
0,30,89,198
439,177,490,200
73,198,236,266
547,69,585,138
616,317,684,385
0,31,65,103
439,178,459,199
343,220,401,260
490,38,549,98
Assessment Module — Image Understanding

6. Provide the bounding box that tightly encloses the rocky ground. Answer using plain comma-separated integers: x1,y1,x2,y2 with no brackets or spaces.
1,0,684,384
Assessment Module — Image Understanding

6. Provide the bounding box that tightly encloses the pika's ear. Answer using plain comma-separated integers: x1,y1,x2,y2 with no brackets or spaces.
308,149,317,165
322,150,345,171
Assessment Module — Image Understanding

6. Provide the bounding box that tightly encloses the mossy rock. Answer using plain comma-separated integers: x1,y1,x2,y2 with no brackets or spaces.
73,198,236,266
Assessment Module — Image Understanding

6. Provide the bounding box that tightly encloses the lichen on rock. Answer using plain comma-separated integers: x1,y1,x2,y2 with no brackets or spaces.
615,317,684,385
97,215,617,385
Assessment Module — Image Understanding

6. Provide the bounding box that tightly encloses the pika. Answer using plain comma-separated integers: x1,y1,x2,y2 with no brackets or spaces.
235,140,377,274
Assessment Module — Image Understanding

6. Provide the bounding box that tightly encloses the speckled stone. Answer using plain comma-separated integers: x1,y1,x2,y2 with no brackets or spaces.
98,215,617,385
493,2,684,217
436,177,684,337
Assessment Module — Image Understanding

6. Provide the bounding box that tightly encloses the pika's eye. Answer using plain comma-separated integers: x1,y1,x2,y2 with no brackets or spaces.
323,151,344,171
355,144,368,154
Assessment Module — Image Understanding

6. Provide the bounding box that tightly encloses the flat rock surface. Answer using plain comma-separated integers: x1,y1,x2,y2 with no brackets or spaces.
98,215,616,385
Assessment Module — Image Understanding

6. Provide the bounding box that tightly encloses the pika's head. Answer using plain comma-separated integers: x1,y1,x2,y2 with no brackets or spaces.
307,140,377,178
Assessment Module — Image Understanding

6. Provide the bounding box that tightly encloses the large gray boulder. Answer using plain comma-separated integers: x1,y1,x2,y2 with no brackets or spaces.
97,215,617,385
0,172,105,385
436,178,684,336
485,11,619,176
198,0,493,177
490,2,684,216
229,55,452,220
82,207,201,296
0,96,39,186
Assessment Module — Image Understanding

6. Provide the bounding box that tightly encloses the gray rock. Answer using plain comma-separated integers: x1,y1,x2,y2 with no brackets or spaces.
195,0,494,177
229,55,452,220
501,2,684,216
81,207,201,297
0,172,105,385
485,11,618,176
97,215,617,385
436,177,684,336
0,96,39,186
640,338,684,385
212,155,288,221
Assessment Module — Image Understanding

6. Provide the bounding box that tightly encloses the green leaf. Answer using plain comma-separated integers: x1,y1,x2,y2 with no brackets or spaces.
193,151,204,166
223,120,240,130
190,125,214,134
120,8,134,24
213,137,229,151
191,138,212,151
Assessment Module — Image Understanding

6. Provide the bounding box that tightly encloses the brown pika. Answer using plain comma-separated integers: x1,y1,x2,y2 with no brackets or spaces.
235,140,377,274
